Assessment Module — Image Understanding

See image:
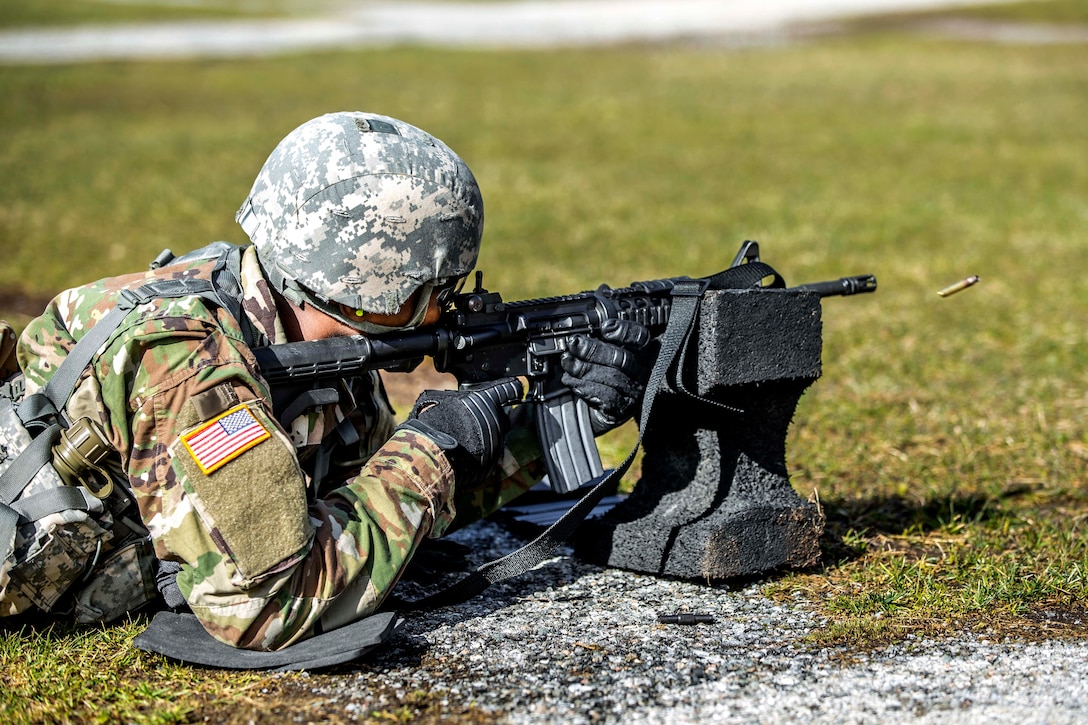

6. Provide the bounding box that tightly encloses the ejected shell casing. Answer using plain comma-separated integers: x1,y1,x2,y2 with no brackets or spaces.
937,275,980,297
658,613,715,625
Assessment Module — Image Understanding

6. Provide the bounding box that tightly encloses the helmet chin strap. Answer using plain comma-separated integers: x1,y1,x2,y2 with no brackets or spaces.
262,257,309,307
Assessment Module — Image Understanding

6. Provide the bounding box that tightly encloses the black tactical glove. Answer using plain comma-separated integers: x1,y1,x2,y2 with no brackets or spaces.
402,378,524,484
561,318,653,435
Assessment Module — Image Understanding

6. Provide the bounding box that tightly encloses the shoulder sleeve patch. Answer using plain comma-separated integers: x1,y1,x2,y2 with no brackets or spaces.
180,403,271,475
168,400,312,584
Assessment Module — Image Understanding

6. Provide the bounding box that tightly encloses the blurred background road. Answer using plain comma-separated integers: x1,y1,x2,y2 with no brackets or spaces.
0,0,1039,63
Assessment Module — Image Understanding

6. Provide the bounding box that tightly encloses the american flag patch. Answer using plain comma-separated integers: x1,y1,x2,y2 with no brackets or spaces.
180,404,271,475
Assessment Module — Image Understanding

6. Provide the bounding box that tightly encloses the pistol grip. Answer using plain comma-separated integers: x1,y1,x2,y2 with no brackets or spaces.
533,392,604,494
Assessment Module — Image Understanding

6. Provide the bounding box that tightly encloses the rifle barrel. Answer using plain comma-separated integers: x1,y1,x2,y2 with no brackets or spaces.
791,274,877,298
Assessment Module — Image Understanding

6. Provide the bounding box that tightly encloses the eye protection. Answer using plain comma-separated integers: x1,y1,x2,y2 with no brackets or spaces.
305,275,467,334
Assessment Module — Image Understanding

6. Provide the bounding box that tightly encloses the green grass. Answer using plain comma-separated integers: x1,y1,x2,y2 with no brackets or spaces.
0,618,276,724
2,2,1088,722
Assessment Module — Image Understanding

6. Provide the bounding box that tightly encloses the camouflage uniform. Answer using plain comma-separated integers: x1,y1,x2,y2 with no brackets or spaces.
9,245,543,649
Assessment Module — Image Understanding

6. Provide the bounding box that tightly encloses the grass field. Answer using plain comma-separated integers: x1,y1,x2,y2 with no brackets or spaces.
2,1,1088,722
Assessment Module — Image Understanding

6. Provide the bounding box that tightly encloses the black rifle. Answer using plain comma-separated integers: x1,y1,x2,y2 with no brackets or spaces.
252,242,876,493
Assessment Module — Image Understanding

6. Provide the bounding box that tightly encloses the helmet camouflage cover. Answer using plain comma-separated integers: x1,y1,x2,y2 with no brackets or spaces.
236,112,484,316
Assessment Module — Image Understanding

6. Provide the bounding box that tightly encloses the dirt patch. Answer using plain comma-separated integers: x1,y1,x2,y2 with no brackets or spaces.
188,670,504,725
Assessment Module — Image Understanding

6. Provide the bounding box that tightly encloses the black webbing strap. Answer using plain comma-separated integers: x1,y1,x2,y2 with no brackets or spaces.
279,388,341,430
670,262,784,412
396,261,780,610
704,262,782,292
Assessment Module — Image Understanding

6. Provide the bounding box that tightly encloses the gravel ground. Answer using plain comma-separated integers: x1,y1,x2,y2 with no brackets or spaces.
290,519,1088,724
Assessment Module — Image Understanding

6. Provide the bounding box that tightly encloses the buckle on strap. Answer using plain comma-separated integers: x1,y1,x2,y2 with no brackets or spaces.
671,279,709,298
120,279,215,308
0,375,24,403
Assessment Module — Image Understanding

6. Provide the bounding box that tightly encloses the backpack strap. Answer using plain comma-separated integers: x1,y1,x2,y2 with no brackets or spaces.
17,279,224,431
11,484,102,522
0,506,16,564
149,242,260,349
0,422,62,504
19,240,250,430
0,375,23,403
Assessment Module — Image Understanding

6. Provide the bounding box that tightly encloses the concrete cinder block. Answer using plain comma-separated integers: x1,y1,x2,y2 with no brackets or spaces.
575,288,825,580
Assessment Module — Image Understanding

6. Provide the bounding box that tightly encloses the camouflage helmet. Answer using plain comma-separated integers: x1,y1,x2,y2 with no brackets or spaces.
236,112,483,318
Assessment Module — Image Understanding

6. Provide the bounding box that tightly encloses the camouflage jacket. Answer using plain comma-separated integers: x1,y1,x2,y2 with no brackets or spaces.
9,245,542,649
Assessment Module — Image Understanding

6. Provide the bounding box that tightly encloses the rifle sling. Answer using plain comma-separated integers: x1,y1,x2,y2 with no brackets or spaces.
395,261,779,610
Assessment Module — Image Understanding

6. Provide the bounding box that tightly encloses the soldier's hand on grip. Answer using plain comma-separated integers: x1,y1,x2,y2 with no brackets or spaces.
561,318,653,435
402,378,523,484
